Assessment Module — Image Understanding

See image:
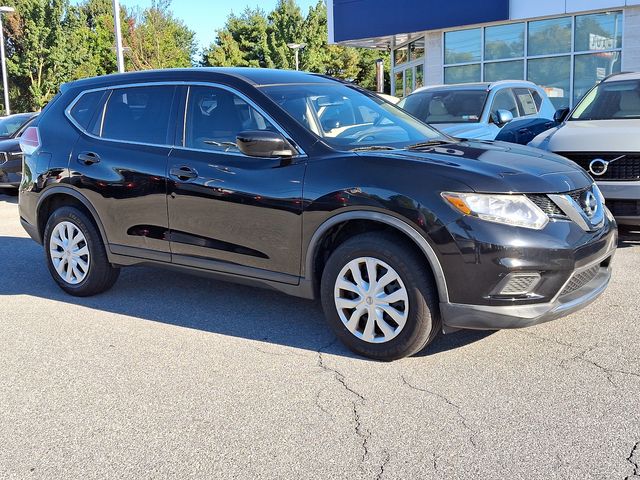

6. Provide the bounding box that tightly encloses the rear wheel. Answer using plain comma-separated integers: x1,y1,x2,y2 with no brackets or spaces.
320,232,441,361
44,206,119,296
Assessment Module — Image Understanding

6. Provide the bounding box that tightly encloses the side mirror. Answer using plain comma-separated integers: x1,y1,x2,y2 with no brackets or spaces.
554,107,570,123
491,109,514,127
236,130,296,158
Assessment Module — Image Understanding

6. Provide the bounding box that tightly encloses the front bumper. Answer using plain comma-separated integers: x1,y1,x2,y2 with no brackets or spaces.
439,230,617,330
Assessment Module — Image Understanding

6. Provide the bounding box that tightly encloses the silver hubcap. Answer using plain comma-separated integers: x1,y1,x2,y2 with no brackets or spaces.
334,257,409,344
49,221,90,285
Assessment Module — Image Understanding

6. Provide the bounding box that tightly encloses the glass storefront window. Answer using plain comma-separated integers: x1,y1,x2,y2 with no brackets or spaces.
395,72,403,97
575,11,622,52
573,52,622,104
528,17,572,56
484,60,524,82
394,46,407,66
527,56,571,109
415,65,424,90
445,64,481,84
485,23,524,60
409,38,425,61
444,28,481,64
405,68,413,96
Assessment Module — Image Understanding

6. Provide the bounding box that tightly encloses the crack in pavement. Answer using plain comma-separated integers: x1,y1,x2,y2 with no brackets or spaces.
401,375,477,447
316,339,378,476
625,441,640,480
560,345,640,388
374,451,390,480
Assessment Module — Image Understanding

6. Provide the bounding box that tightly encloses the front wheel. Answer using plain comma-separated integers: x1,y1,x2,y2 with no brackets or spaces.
320,232,441,361
43,206,120,296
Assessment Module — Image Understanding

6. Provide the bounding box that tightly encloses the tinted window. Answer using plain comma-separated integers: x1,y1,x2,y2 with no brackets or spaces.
185,85,276,152
400,90,488,124
70,91,103,130
444,28,481,64
528,17,572,56
101,86,176,144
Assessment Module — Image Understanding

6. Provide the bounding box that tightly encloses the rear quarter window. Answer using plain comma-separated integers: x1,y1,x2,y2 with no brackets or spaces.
69,91,104,130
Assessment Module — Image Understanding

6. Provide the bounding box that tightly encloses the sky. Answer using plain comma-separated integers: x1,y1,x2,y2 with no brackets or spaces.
105,0,320,50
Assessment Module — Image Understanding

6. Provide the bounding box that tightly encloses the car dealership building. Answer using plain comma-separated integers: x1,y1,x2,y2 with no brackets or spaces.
328,0,640,108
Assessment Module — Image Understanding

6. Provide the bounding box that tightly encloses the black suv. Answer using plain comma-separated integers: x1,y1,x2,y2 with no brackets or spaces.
19,68,617,360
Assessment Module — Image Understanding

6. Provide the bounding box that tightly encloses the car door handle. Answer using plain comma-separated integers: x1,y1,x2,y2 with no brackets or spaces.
170,165,198,181
77,152,101,165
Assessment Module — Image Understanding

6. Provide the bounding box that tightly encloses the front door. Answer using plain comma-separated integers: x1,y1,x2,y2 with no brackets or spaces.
167,85,306,280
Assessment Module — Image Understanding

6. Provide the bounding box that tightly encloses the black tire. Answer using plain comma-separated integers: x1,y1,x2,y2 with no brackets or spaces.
320,231,441,361
43,206,120,296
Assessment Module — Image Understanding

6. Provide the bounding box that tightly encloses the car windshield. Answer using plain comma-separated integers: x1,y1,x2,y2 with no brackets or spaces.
0,114,32,137
398,90,488,124
260,83,446,151
570,79,640,121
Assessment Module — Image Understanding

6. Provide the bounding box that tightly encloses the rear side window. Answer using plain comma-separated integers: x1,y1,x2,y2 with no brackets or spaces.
101,86,176,145
69,91,103,130
530,89,543,110
514,88,538,116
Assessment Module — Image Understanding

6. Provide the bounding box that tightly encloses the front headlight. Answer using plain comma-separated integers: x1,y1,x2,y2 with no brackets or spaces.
441,192,549,230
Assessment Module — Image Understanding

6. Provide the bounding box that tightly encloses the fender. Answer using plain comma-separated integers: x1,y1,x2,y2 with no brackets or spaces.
36,185,110,247
304,211,449,303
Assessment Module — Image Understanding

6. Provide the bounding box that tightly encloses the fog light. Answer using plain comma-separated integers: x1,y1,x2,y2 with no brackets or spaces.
493,272,541,296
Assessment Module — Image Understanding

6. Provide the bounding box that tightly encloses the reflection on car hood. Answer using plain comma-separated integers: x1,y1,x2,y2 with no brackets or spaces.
362,140,592,194
0,138,21,152
532,119,640,152
431,123,494,140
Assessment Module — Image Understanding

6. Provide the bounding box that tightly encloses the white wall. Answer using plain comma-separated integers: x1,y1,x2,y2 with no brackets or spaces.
623,6,640,71
510,0,640,19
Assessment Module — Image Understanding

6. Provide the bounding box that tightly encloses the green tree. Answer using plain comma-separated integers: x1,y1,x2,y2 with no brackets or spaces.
124,0,196,70
3,0,73,111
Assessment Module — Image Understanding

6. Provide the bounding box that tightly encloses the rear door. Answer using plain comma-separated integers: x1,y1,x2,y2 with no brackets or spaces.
166,84,306,280
69,84,179,261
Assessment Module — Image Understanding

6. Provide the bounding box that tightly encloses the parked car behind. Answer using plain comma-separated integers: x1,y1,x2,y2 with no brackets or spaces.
530,72,640,225
19,68,616,360
398,81,556,143
0,113,38,190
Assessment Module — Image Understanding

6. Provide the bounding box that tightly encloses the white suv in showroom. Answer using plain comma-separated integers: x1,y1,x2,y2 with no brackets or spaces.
530,72,640,225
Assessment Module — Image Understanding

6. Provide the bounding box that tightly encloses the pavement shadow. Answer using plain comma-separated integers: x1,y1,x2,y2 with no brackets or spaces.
618,226,640,249
0,235,494,359
0,192,18,204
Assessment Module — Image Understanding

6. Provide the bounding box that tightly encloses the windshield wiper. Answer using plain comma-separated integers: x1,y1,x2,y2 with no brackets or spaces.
350,145,397,152
405,139,455,150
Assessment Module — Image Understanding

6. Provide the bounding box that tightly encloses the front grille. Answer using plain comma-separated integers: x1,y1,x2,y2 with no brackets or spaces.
607,199,640,217
557,152,640,181
559,265,600,297
528,194,564,216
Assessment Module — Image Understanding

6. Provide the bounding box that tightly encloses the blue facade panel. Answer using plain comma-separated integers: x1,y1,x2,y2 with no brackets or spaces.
333,0,510,42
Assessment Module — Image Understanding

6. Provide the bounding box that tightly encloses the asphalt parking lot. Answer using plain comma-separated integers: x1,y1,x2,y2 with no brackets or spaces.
1,191,639,480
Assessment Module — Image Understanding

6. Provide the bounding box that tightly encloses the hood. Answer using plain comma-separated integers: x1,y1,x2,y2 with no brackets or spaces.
532,119,640,152
364,140,592,194
432,123,494,140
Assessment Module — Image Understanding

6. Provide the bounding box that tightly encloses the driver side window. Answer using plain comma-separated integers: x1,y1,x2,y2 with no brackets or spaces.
491,89,519,119
185,85,276,152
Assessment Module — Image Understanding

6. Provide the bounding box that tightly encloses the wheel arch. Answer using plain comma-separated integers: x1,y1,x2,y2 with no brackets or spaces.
36,187,109,247
305,211,449,303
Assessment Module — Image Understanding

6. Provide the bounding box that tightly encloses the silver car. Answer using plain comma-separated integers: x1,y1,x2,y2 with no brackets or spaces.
530,72,640,226
398,80,556,141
